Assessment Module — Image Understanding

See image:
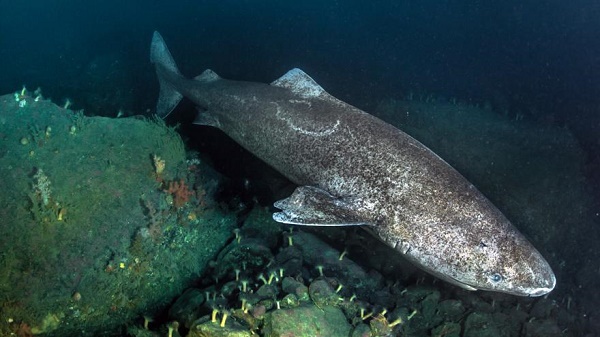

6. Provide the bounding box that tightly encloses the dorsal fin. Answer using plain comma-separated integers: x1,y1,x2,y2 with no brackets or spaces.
194,69,221,83
271,68,325,98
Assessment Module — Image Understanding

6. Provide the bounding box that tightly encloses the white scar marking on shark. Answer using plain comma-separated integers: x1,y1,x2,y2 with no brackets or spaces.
289,99,312,108
274,103,340,137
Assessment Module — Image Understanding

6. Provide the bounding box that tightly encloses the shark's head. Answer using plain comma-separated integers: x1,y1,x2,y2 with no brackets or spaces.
443,228,556,297
397,208,556,297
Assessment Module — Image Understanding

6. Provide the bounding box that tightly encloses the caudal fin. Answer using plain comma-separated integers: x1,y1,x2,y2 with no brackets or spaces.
150,31,183,118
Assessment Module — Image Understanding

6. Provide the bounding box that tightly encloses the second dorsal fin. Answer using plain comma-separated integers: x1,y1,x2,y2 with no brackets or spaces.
194,69,221,83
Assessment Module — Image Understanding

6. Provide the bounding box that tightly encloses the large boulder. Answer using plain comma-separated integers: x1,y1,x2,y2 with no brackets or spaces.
0,93,235,336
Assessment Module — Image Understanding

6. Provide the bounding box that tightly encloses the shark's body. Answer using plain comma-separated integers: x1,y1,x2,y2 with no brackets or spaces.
151,31,555,296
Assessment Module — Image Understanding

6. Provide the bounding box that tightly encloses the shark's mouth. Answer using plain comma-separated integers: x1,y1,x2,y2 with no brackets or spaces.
437,273,479,292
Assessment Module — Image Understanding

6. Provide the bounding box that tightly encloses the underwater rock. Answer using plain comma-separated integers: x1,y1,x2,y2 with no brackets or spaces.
397,288,444,335
169,289,207,329
522,318,563,337
290,232,382,298
463,312,508,337
274,245,304,277
420,290,442,324
402,286,438,307
279,294,300,308
529,297,556,319
0,94,235,336
369,289,395,309
188,320,254,337
213,238,274,281
308,279,341,308
237,206,283,249
460,291,495,313
436,299,466,321
431,322,461,337
263,305,351,337
281,276,310,302
506,305,529,326
127,325,161,337
256,284,279,300
220,281,242,298
350,323,371,337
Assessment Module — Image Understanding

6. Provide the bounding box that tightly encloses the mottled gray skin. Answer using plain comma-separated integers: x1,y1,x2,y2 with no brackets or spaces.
151,32,555,296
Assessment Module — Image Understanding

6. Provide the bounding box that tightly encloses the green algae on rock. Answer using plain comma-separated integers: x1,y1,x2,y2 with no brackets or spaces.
0,93,235,336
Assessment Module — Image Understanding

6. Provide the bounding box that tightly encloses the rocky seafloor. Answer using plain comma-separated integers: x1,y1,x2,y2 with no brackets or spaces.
124,206,582,337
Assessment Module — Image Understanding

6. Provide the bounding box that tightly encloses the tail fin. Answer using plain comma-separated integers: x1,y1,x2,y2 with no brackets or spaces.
150,31,183,118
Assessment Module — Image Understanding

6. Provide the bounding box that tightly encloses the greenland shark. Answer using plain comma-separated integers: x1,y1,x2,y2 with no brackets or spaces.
150,31,555,296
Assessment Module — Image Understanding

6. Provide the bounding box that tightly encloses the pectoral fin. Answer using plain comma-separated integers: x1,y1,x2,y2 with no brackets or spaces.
193,108,221,128
272,186,369,226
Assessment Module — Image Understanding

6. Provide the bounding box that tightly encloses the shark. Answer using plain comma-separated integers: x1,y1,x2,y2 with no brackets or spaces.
150,31,555,296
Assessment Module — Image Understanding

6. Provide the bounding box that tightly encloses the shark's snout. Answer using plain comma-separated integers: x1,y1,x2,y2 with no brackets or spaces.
527,260,556,297
509,250,556,297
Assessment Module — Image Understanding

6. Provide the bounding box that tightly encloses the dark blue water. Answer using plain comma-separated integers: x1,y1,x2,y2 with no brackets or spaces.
2,1,599,335
2,1,599,117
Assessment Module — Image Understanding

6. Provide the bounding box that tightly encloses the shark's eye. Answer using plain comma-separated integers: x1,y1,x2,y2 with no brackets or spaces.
489,273,503,283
